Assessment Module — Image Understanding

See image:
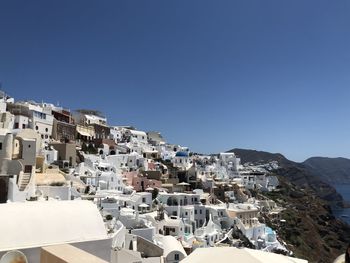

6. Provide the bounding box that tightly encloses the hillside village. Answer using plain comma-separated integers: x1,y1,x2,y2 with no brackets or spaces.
0,91,310,262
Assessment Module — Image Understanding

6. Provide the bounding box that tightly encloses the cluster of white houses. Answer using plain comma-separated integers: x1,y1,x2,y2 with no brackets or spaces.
0,91,307,263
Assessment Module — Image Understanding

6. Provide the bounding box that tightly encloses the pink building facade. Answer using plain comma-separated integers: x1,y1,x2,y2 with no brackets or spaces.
123,171,162,192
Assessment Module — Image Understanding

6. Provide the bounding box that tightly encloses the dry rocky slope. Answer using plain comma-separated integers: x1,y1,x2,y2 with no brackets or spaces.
228,148,350,263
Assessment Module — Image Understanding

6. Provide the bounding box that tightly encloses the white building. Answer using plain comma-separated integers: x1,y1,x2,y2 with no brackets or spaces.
106,154,129,171
13,114,28,130
218,152,240,178
110,126,123,143
74,112,107,126
155,235,187,263
125,130,148,145
158,192,206,229
30,103,54,142
42,145,58,164
173,151,191,170
147,131,165,146
8,101,54,143
76,155,126,192
194,214,222,247
0,201,114,262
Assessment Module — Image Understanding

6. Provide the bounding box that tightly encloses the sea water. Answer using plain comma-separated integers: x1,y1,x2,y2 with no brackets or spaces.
332,184,350,225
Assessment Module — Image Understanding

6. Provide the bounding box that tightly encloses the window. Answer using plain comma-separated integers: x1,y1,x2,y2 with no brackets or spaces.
195,210,197,214
28,144,31,148
45,128,48,132
200,210,202,214
22,124,25,129
24,165,32,173
34,111,45,119
14,123,19,129
142,197,146,203
0,143,2,150
175,254,179,261
36,126,39,130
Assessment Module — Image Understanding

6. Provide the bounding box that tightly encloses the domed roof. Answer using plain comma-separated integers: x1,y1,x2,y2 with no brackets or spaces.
175,151,189,157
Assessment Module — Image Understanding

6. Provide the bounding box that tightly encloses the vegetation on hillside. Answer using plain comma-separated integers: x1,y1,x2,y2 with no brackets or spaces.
261,175,350,263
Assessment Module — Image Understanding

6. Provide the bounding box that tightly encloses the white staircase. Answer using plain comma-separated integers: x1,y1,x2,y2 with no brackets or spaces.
18,173,31,191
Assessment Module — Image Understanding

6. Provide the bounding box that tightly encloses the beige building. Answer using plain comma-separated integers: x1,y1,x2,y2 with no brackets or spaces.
227,203,260,226
40,244,108,263
0,112,14,129
0,129,37,202
181,247,307,263
50,142,76,167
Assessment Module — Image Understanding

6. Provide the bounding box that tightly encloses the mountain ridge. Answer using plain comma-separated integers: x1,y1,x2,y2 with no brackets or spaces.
227,148,350,262
227,148,346,206
303,156,350,185
229,148,350,185
227,148,294,166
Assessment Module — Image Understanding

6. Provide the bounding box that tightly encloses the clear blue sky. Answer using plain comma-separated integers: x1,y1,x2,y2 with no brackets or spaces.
1,0,350,162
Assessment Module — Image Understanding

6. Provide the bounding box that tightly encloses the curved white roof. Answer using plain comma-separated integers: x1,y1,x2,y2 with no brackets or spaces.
157,235,186,258
0,200,108,251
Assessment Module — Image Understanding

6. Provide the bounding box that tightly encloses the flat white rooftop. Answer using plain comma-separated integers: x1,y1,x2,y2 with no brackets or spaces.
181,247,308,263
0,200,108,251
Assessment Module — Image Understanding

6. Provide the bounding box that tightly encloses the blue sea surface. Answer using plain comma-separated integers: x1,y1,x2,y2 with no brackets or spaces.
332,184,350,225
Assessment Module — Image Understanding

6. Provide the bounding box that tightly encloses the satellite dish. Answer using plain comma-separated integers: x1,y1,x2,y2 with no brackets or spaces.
0,250,28,263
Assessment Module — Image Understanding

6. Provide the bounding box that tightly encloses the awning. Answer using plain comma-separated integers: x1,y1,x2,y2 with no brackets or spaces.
177,182,190,186
77,130,91,137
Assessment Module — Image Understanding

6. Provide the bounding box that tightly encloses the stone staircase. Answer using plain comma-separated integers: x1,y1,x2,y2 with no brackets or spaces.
18,173,31,191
